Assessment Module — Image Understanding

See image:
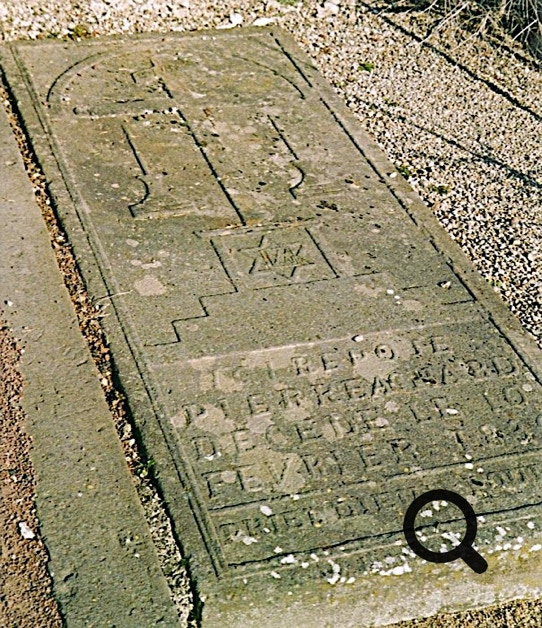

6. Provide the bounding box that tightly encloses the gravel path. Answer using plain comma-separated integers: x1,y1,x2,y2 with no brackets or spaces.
0,1,540,626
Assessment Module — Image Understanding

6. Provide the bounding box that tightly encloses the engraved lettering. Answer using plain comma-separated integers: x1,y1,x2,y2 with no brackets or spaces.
233,429,256,453
239,466,265,493
183,403,207,426
296,417,324,442
204,469,243,499
292,355,311,375
280,387,304,408
374,344,394,360
321,352,341,372
247,393,270,415
302,452,342,481
192,435,218,460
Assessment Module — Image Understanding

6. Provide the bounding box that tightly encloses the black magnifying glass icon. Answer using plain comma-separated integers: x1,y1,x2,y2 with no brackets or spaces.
403,489,488,574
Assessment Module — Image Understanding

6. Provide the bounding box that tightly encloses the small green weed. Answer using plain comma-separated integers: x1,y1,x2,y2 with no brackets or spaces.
396,164,413,178
430,184,451,195
136,458,156,478
359,62,375,72
69,24,92,40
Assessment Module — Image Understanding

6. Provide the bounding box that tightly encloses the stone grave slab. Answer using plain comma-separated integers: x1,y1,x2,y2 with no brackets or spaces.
2,28,541,626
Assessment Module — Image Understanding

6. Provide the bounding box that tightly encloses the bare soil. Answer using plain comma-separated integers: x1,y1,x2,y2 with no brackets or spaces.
0,322,63,627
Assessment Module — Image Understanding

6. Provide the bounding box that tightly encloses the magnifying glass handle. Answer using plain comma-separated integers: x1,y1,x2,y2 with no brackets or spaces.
459,544,488,574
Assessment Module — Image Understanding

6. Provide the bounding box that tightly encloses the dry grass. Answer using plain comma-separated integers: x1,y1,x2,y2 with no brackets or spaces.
387,0,542,57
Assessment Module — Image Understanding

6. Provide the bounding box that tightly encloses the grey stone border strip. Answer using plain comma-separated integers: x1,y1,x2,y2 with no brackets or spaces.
0,86,180,625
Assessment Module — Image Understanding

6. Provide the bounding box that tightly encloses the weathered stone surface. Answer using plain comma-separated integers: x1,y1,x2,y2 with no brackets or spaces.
0,94,179,624
2,28,541,626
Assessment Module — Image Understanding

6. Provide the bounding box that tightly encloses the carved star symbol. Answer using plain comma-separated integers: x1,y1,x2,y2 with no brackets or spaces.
239,235,314,279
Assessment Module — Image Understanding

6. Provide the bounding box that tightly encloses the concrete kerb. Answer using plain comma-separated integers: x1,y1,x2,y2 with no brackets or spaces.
0,88,182,625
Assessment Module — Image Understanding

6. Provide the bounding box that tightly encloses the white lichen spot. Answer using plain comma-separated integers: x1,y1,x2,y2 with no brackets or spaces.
386,288,394,295
203,452,222,461
221,470,238,484
260,505,274,517
242,536,258,545
301,562,309,569
384,401,400,413
496,526,507,537
280,555,296,565
441,531,461,546
379,563,412,576
353,334,364,342
310,553,319,562
270,571,281,579
141,260,162,269
529,544,542,552
327,559,341,582
291,494,300,501
374,417,389,427
420,509,432,518
465,463,474,469
126,239,139,247
445,408,458,415
465,454,473,460
274,546,283,554
522,383,533,392
527,522,535,529
347,576,356,584
134,275,166,296
477,468,484,473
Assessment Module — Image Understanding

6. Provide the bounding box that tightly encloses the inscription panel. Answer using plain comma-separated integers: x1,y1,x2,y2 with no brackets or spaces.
5,29,541,626
157,320,541,564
